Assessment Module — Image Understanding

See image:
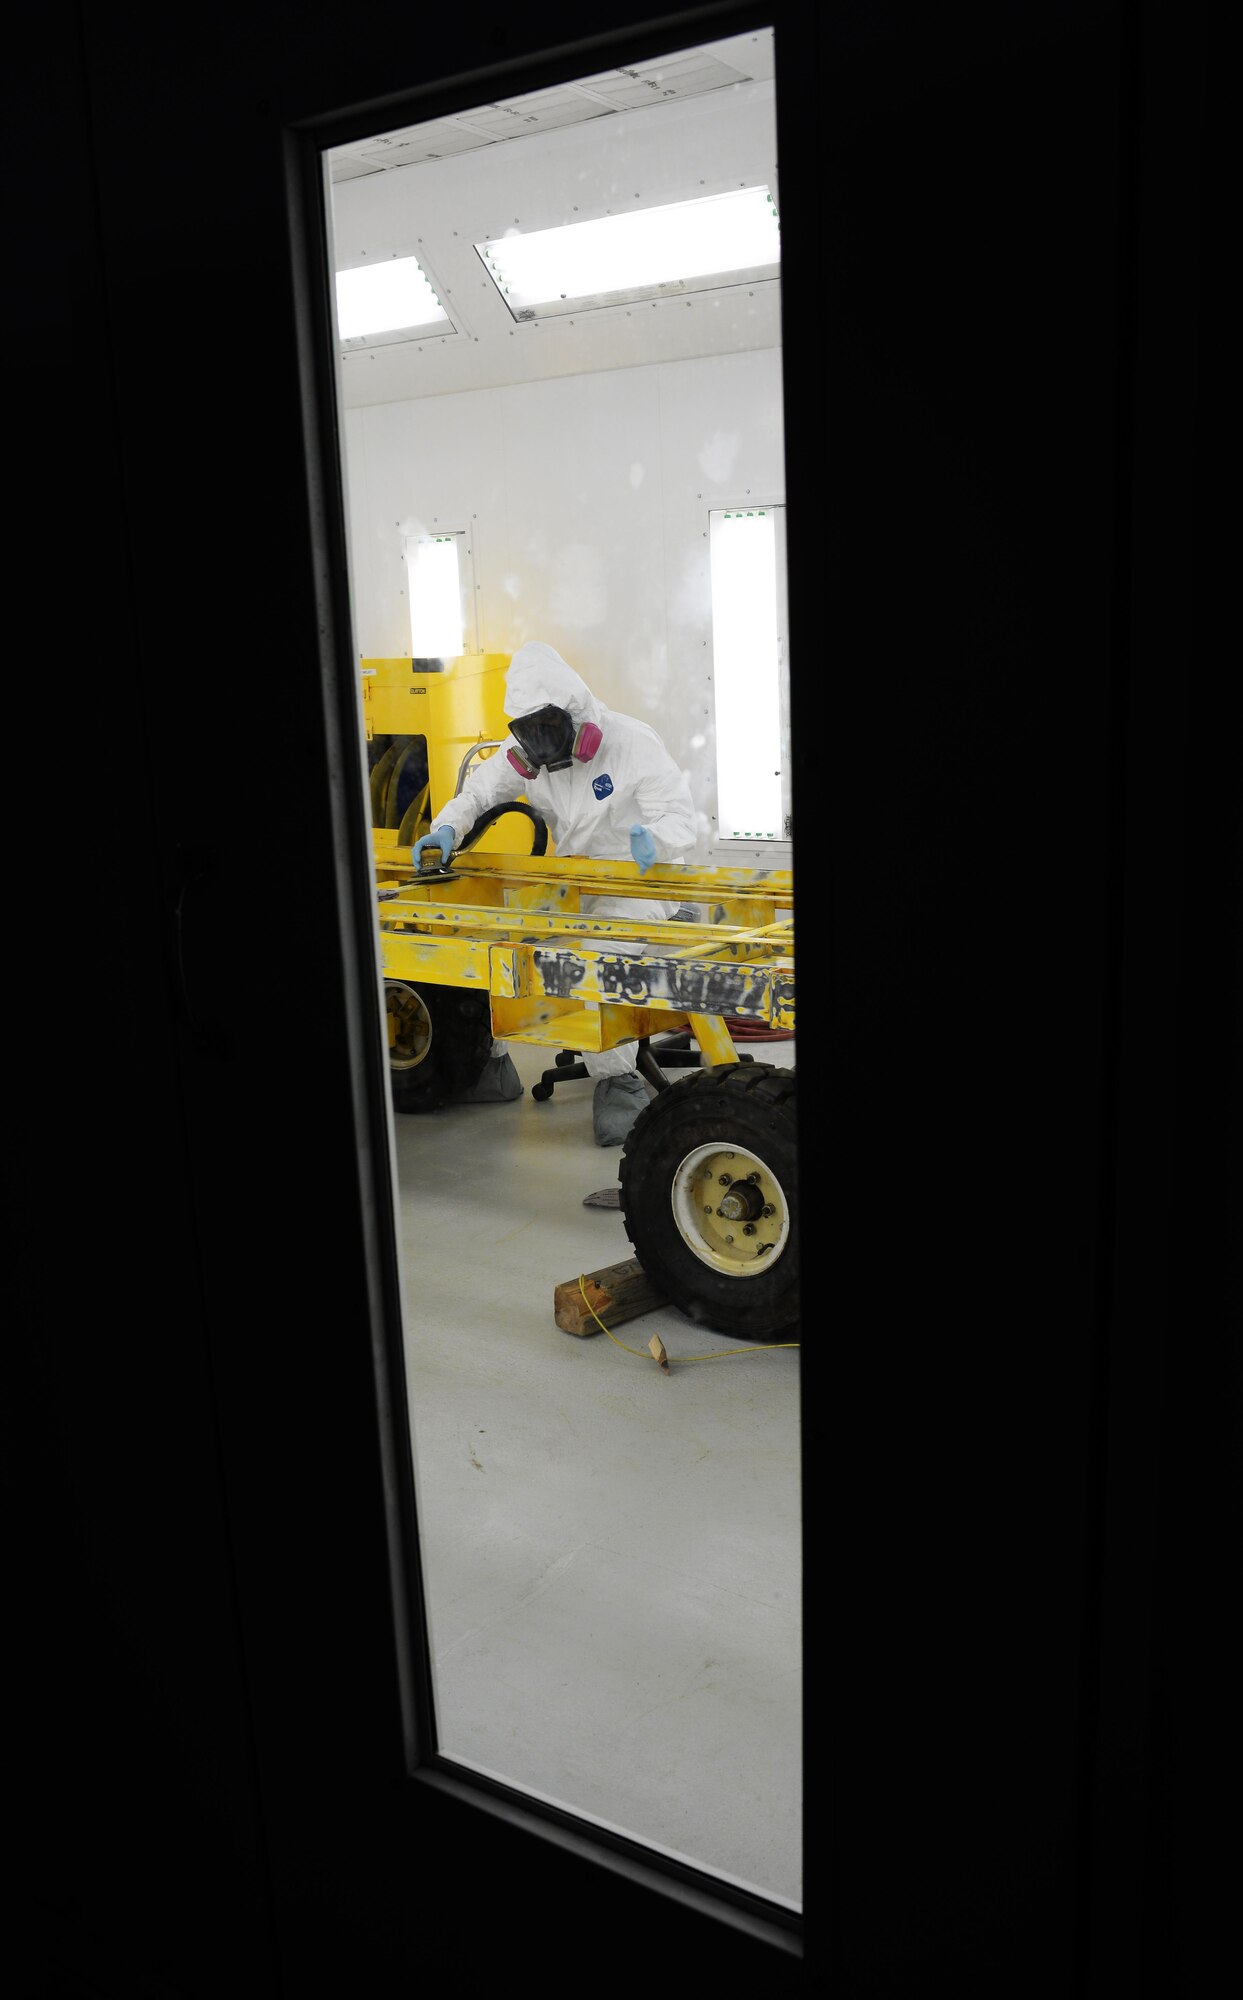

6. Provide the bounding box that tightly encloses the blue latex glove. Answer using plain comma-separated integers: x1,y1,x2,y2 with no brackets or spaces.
413,824,456,869
629,824,658,874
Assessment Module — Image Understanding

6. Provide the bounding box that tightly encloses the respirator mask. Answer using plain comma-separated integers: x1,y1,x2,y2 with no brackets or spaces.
506,703,602,777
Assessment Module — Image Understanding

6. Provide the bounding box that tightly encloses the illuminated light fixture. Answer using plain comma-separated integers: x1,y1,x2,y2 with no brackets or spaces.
710,508,783,842
335,255,450,342
405,534,465,657
476,184,779,321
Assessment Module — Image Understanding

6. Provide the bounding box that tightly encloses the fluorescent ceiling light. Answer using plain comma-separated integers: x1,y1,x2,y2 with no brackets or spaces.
335,256,449,341
476,184,779,320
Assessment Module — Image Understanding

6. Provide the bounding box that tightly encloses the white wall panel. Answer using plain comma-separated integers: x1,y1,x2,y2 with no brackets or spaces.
345,346,786,861
493,370,666,692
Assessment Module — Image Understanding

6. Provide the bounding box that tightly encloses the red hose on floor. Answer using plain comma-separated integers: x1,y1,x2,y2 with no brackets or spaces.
725,1017,795,1042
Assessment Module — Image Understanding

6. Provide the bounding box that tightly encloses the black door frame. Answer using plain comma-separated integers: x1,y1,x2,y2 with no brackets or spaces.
35,2,1222,1992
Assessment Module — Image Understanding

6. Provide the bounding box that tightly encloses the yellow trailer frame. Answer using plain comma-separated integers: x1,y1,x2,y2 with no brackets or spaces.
372,834,795,1066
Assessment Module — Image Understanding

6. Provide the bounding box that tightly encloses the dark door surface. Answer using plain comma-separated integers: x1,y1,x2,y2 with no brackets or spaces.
27,3,1226,1994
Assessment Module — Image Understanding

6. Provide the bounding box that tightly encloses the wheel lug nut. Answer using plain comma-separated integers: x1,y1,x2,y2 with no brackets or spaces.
746,1172,760,1184
743,1224,756,1235
704,1204,713,1214
718,1174,732,1186
762,1204,775,1217
725,1234,734,1244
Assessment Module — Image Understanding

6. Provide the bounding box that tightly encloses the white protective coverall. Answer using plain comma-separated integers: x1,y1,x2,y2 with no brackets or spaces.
432,641,697,1081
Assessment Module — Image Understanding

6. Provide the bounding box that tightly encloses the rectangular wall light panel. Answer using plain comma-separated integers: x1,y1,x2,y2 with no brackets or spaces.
405,535,465,658
710,508,783,842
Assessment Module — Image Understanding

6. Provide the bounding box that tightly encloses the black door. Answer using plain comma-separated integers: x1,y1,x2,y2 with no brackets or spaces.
30,3,1226,1994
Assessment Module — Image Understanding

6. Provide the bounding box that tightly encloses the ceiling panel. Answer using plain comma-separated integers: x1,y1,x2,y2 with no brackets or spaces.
328,30,772,183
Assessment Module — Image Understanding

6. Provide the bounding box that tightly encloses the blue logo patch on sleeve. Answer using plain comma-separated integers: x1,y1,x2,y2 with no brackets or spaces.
592,773,614,800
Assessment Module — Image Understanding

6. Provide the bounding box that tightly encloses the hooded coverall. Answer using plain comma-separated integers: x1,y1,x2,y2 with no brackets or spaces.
429,641,698,1085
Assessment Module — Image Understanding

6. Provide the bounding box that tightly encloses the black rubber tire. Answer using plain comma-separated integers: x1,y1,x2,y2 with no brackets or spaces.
386,982,493,1114
619,1063,799,1339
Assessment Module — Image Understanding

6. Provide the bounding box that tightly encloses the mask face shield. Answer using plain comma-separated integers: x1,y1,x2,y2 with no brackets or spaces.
508,703,577,773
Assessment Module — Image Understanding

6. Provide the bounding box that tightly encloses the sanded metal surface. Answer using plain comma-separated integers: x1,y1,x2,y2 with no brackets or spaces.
374,846,795,1049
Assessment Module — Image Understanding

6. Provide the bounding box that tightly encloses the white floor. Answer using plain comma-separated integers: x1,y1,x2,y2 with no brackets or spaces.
390,1035,802,1911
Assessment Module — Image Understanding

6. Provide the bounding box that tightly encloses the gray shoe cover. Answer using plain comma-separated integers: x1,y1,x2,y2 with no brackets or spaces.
456,1053,524,1103
592,1072,650,1146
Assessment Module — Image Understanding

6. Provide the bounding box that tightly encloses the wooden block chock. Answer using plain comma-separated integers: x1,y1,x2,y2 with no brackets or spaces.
554,1256,667,1337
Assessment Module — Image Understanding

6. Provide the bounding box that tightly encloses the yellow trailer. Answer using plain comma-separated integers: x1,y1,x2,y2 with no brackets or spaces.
358,652,797,1336
373,837,797,1339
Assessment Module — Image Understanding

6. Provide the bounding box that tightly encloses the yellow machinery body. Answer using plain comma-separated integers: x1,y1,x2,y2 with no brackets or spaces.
360,653,541,856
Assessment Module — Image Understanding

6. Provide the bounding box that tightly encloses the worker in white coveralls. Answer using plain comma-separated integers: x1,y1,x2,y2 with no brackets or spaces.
412,640,698,1146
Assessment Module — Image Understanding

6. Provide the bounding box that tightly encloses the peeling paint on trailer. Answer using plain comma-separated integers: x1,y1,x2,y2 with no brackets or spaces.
596,955,774,1015
532,951,589,999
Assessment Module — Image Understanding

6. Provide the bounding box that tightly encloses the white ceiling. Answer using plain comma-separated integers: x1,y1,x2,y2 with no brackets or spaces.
326,29,781,407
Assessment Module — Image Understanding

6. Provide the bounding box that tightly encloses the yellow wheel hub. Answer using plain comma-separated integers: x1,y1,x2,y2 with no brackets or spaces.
671,1143,791,1278
386,982,433,1071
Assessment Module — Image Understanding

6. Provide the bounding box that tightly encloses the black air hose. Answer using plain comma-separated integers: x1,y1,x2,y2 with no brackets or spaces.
459,801,550,856
396,781,431,847
384,739,421,828
369,735,410,825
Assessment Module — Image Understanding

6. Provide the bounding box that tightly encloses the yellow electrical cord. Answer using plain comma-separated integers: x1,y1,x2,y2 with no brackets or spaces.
577,1274,799,1366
